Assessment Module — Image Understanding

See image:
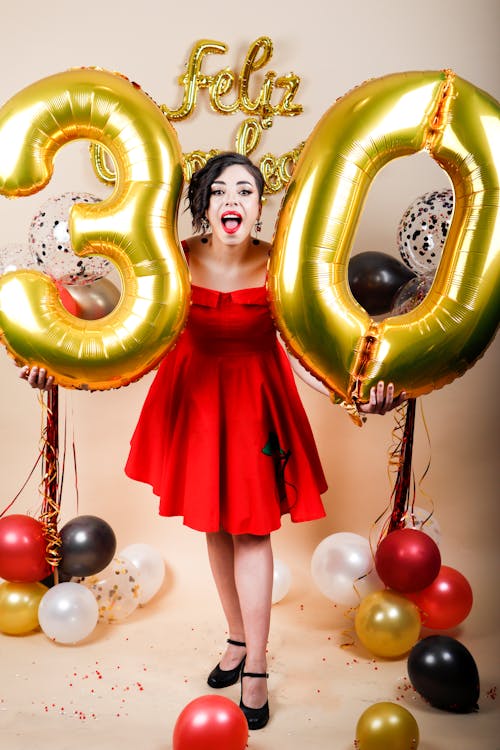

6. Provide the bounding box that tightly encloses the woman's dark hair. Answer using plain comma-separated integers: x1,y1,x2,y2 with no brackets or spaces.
187,152,265,232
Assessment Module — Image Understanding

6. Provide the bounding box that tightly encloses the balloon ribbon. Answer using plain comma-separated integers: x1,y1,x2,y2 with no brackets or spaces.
39,386,62,580
388,397,417,533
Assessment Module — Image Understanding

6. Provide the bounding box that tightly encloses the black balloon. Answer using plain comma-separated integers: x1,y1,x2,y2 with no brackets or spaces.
59,515,117,577
407,635,480,713
348,251,416,315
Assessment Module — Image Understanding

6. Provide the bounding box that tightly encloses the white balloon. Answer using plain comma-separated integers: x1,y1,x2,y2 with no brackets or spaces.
119,543,165,605
38,582,98,644
272,557,292,604
404,506,441,547
311,532,382,608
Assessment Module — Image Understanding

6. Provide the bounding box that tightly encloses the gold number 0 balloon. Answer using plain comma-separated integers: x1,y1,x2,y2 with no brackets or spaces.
269,70,500,417
0,69,190,390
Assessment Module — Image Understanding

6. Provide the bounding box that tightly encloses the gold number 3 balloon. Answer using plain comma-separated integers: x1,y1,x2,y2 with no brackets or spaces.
0,68,190,390
268,70,500,416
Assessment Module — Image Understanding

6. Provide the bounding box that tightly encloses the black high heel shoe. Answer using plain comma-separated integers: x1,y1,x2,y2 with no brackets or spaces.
207,638,246,688
239,666,269,730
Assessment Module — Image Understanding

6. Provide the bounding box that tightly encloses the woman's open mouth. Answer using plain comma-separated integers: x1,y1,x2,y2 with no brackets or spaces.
221,211,242,234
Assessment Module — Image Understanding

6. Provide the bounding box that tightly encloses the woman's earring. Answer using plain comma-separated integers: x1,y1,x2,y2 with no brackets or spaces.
253,219,263,244
201,217,210,233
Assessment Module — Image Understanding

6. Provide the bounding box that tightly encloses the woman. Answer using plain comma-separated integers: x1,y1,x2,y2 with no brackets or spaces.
21,152,404,730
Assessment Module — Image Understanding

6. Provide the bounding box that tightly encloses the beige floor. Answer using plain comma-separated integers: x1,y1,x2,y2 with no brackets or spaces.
1,537,499,750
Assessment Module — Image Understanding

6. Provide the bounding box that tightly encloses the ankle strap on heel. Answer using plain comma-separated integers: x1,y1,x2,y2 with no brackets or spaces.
227,638,246,647
241,670,269,679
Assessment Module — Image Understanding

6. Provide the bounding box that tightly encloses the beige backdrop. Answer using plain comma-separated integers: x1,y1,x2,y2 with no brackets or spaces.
0,1,499,749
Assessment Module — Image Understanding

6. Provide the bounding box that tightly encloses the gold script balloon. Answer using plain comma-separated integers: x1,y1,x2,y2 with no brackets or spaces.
268,70,500,414
354,590,421,658
0,581,48,635
356,702,419,750
0,68,190,390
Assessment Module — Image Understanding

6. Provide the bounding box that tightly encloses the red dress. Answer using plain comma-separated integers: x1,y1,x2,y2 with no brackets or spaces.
125,253,327,535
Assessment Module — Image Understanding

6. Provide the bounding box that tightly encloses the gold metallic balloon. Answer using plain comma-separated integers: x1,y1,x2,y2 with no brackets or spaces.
268,70,500,413
0,581,48,635
0,68,190,390
354,590,421,658
356,702,419,750
62,278,121,320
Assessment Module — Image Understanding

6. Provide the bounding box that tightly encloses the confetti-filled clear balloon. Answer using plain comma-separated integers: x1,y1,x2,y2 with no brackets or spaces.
397,189,454,274
391,272,434,315
0,243,38,275
28,192,112,284
404,506,441,547
82,556,141,623
119,543,165,605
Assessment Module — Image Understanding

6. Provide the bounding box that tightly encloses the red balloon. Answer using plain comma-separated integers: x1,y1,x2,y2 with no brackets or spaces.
0,514,51,582
406,565,473,629
375,528,441,593
172,695,248,750
57,284,80,315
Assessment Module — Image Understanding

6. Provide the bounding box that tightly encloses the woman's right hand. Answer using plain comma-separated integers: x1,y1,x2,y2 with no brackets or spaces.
19,365,55,390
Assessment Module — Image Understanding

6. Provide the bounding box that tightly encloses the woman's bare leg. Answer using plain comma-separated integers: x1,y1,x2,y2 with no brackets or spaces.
206,530,246,669
233,533,273,709
206,530,273,708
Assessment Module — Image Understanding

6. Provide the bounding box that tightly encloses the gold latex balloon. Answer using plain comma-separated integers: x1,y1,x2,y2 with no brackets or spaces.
356,702,419,750
62,278,121,320
0,68,190,390
354,590,421,658
268,70,500,412
0,581,48,635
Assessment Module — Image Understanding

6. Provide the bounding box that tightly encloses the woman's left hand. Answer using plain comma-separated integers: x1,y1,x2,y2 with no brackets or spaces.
357,381,406,415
